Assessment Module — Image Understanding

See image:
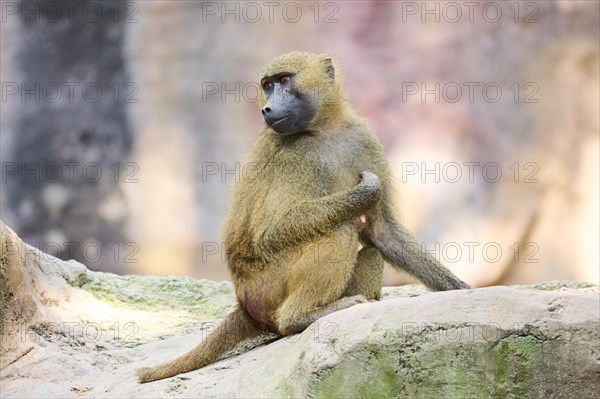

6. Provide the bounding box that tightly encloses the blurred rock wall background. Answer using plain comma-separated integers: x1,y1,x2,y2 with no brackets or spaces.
1,1,598,286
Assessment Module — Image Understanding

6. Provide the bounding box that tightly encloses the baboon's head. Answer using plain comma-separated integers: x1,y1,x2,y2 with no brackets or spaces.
258,52,347,135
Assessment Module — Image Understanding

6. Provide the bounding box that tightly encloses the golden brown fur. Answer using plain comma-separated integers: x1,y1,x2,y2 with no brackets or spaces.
137,52,468,383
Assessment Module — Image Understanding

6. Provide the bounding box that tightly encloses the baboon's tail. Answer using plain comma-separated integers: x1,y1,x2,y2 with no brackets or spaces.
137,307,261,383
374,219,470,291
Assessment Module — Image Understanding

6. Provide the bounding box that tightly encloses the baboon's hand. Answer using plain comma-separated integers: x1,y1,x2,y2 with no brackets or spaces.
358,170,380,188
357,171,382,207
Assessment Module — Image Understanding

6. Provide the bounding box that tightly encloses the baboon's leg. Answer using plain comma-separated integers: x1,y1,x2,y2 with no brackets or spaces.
343,246,384,301
276,293,369,336
274,231,367,336
136,307,261,383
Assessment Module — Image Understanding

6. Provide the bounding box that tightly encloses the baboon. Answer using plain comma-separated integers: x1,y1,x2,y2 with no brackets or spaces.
137,52,469,383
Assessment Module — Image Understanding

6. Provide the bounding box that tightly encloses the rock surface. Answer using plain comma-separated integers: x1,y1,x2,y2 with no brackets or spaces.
1,221,599,398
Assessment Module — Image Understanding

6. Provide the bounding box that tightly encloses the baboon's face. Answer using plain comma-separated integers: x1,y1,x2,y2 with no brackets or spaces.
260,73,317,135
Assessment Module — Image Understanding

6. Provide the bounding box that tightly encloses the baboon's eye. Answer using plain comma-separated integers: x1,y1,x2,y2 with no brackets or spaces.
262,81,273,91
280,75,290,85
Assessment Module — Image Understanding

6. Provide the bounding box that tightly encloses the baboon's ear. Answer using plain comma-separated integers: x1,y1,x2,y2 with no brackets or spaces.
322,57,335,81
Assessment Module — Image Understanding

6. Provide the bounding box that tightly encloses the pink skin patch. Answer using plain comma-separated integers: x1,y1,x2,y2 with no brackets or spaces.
243,293,278,334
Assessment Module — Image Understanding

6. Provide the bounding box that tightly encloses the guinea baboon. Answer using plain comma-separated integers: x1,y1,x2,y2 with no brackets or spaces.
137,52,469,383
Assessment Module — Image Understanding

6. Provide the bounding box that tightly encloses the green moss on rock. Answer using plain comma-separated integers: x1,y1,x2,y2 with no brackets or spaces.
316,355,403,399
0,252,7,338
311,328,564,399
67,270,235,318
529,280,595,291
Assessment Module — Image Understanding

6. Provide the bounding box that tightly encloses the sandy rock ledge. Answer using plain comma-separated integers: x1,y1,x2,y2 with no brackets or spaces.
0,221,598,398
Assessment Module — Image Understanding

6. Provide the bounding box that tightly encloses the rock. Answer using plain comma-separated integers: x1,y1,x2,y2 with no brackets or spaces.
1,221,598,398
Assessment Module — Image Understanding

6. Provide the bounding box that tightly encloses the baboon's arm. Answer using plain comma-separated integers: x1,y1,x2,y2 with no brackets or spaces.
257,171,381,258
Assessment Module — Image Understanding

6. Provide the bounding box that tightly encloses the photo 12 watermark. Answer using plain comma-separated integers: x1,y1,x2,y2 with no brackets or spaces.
401,82,539,104
1,82,139,104
399,1,539,24
3,238,139,266
400,161,540,184
3,321,140,346
197,1,340,24
1,1,139,24
2,162,140,184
